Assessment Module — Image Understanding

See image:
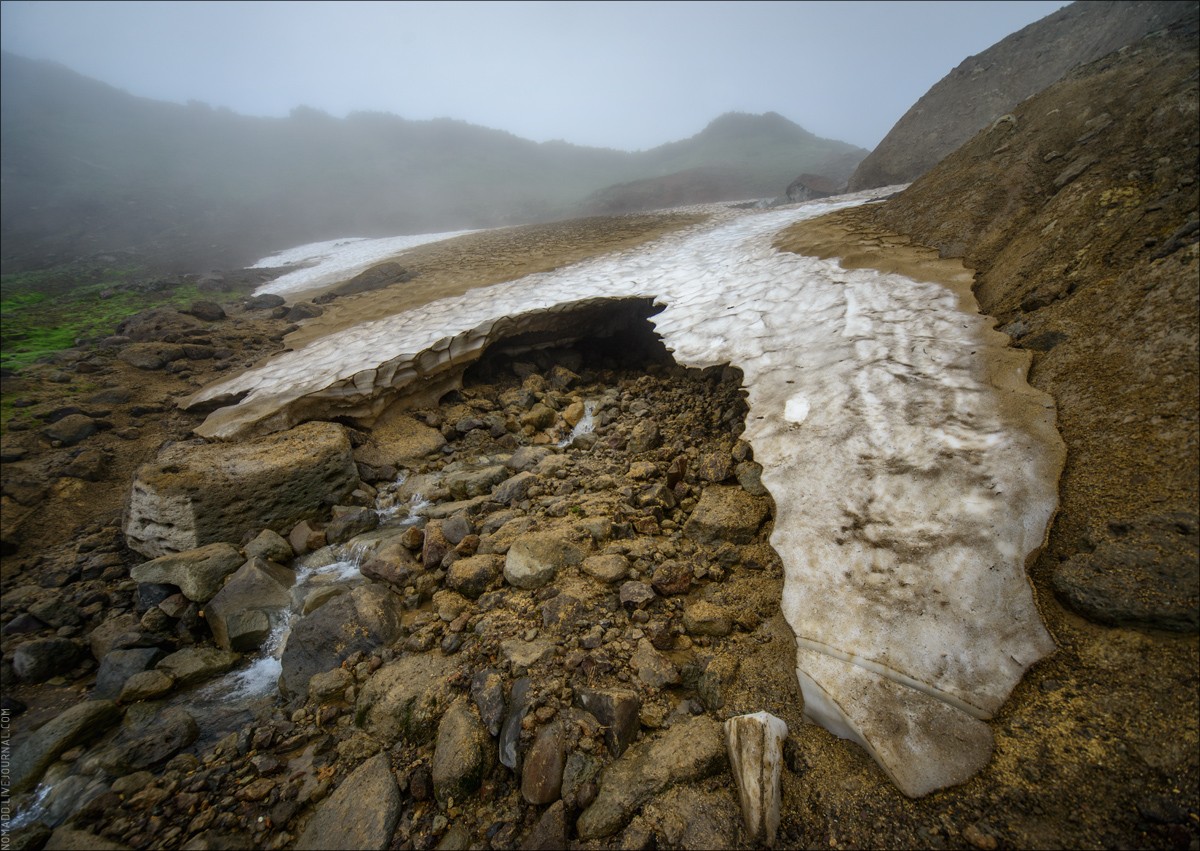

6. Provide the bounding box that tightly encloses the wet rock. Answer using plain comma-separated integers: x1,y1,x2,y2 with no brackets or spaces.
504,532,584,589
11,700,122,793
431,698,494,802
725,711,787,846
325,506,378,545
205,558,295,651
41,414,98,446
124,422,359,559
522,721,567,805
118,669,176,703
243,528,294,563
683,485,770,544
574,688,641,757
281,584,403,697
499,677,532,770
294,753,399,851
129,543,243,603
354,652,458,745
116,706,199,771
583,553,630,583
470,669,507,736
445,554,500,599
13,637,82,682
683,600,733,637
93,652,166,696
576,715,726,839
156,646,241,687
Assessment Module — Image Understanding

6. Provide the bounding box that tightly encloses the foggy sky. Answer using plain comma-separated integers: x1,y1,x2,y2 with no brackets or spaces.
1,0,1069,152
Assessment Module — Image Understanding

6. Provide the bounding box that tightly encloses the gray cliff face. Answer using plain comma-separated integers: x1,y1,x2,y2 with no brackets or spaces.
848,0,1196,191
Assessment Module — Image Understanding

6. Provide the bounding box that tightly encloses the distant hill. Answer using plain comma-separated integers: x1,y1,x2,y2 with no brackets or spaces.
848,0,1195,191
0,53,865,274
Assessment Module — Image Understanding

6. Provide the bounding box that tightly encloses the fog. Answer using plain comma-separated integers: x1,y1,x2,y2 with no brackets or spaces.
1,0,1068,151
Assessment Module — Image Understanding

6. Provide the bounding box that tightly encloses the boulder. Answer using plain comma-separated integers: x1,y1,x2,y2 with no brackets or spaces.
504,532,584,589
522,721,567,805
281,584,403,698
13,638,82,682
575,715,727,839
430,699,493,802
156,646,240,687
574,688,641,757
10,700,122,793
683,485,770,545
93,648,166,700
123,421,360,558
129,543,243,603
445,554,500,599
243,529,294,563
40,414,97,447
354,652,458,745
205,558,295,651
295,753,400,851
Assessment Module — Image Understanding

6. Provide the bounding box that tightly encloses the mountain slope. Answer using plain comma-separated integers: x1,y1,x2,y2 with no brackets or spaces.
848,0,1195,191
0,54,863,274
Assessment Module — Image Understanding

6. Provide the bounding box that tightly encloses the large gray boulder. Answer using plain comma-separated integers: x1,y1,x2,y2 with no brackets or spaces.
123,421,360,558
280,584,403,697
129,543,243,603
295,753,399,850
204,557,295,651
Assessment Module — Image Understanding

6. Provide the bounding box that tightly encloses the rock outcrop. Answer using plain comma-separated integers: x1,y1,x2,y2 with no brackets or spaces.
123,421,359,558
848,0,1195,191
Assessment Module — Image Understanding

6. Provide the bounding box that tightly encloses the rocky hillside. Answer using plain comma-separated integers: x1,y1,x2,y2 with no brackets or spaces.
0,51,863,275
848,0,1195,191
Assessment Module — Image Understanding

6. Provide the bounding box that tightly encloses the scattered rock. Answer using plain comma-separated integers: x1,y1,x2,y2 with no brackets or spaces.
294,753,399,851
431,698,494,802
129,543,244,603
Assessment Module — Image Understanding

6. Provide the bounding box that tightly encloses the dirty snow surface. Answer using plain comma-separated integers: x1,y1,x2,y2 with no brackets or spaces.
188,189,1063,797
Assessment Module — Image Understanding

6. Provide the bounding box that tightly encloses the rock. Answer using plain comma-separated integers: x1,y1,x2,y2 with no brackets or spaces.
521,403,557,430
13,638,82,682
493,471,536,505
243,529,294,563
618,581,656,610
289,520,324,557
308,667,354,704
117,342,186,370
354,652,458,745
683,600,733,637
627,420,660,453
156,646,241,687
87,614,143,659
522,721,567,805
1052,536,1198,632
507,446,554,471
504,532,583,589
117,669,176,703
446,465,509,500
129,543,244,603
470,669,506,736
285,302,324,322
499,677,532,770
583,554,630,583
281,584,403,697
10,700,122,793
186,300,226,322
626,785,739,850
724,712,787,846
45,828,129,850
422,521,453,569
41,414,97,446
334,261,413,296
93,647,166,699
561,750,601,809
501,637,555,671
205,558,295,651
786,173,841,202
431,699,493,802
115,706,199,771
649,561,692,596
445,554,499,599
245,294,285,310
683,485,770,544
294,753,399,851
61,448,109,481
325,507,379,545
575,715,726,839
441,512,473,545
522,800,568,850
574,688,641,757
123,422,359,559
632,639,680,689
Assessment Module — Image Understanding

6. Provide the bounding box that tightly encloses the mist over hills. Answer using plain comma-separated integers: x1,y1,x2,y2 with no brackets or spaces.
0,52,866,275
